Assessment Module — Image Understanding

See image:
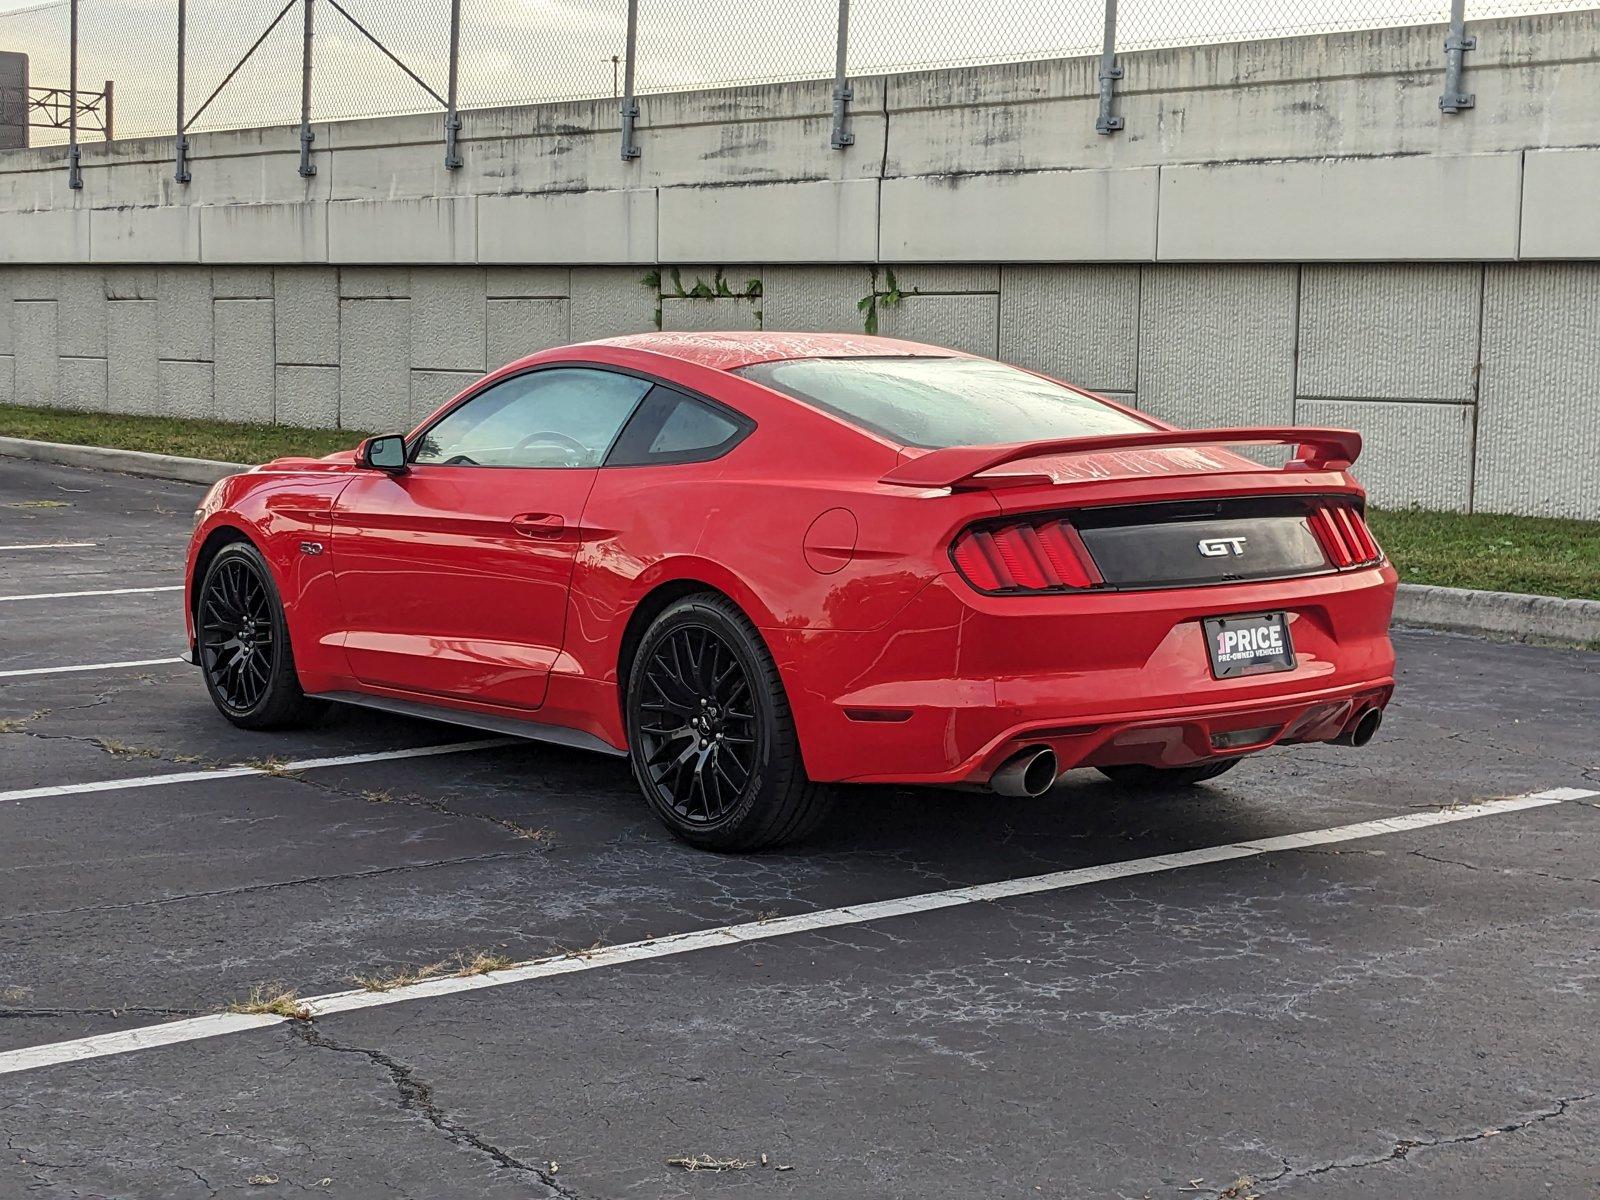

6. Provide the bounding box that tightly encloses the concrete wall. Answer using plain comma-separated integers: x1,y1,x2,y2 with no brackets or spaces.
3,259,1595,519
0,13,1597,517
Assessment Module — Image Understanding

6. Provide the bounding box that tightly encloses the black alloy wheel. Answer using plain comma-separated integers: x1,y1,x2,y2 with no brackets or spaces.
635,623,758,826
626,593,833,851
196,542,326,730
200,553,276,714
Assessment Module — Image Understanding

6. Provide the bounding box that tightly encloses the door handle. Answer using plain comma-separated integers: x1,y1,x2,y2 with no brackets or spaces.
512,512,566,539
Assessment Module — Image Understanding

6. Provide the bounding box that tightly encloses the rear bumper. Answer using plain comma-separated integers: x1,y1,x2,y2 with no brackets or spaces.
767,564,1398,786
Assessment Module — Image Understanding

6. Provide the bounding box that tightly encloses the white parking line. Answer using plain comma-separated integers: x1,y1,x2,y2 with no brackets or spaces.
0,786,1588,1078
0,656,188,680
0,738,520,804
0,542,98,551
0,584,184,603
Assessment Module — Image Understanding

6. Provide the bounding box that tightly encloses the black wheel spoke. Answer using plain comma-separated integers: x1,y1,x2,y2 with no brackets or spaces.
634,623,760,827
201,555,277,713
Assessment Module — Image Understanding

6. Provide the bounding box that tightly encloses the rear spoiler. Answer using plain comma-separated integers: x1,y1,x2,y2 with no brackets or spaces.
879,427,1362,489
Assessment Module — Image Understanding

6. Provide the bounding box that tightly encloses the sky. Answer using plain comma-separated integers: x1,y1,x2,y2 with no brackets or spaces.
1,0,1589,145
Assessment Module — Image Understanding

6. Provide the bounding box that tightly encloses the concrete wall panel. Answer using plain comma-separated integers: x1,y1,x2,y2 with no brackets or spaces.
275,365,341,429
998,265,1140,393
661,296,761,332
103,267,157,300
568,268,657,341
487,299,569,370
156,267,213,362
876,293,999,357
339,299,412,431
274,268,339,365
212,268,274,299
478,190,658,265
214,299,276,424
340,268,409,299
56,268,107,358
0,356,13,404
486,268,569,298
159,359,214,420
761,266,874,333
0,271,13,354
13,301,57,405
1298,399,1475,511
1158,154,1523,262
1475,264,1600,518
56,357,108,413
659,181,879,264
90,207,200,263
1,211,88,264
199,203,328,264
1137,265,1297,427
1298,265,1481,401
1520,149,1600,259
328,198,476,265
106,300,158,414
881,169,1158,262
410,268,487,372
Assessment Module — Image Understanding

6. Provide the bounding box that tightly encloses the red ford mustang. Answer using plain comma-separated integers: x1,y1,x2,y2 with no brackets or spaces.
186,332,1397,850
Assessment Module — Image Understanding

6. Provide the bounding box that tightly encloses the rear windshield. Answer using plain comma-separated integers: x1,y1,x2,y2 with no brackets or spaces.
736,356,1153,449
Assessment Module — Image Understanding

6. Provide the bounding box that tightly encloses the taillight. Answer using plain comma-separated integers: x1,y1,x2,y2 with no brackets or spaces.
1309,503,1383,569
951,518,1102,593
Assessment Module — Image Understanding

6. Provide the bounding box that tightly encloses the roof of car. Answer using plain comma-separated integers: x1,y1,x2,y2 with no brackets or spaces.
589,332,961,372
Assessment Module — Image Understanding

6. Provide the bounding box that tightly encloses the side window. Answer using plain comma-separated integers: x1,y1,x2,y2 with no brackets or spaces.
606,386,751,467
411,368,651,468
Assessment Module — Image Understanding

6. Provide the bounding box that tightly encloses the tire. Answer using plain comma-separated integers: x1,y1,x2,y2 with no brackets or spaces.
1095,758,1242,788
196,541,327,731
625,593,833,852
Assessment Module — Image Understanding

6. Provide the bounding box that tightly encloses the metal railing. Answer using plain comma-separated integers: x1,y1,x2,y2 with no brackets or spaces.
0,0,1593,184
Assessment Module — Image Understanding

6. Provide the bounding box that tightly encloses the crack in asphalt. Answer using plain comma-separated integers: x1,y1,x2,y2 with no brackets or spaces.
1250,1091,1598,1194
0,1005,198,1020
1407,848,1600,887
293,1023,584,1199
0,851,531,922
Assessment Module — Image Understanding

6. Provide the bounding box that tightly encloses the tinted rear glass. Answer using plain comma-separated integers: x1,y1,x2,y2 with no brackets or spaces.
737,356,1153,448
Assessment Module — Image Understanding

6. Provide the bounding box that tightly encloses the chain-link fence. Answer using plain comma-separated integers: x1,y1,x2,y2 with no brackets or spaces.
1,0,1594,162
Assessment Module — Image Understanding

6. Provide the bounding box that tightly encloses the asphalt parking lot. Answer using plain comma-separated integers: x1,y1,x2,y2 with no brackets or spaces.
1,455,1597,1200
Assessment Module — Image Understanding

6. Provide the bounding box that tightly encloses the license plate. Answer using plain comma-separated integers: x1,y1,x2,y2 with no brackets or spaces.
1203,612,1296,679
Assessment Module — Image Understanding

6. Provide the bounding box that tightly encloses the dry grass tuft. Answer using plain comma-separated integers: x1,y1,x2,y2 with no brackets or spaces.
454,950,514,976
1218,1178,1259,1200
93,737,162,759
667,1155,755,1172
354,949,516,992
240,756,296,776
228,985,312,1021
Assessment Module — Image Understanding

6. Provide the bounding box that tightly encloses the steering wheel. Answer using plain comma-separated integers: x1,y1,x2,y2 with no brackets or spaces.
511,431,591,467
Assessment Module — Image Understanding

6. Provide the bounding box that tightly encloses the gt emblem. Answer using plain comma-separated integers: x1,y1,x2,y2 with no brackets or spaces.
1197,536,1247,558
299,541,325,556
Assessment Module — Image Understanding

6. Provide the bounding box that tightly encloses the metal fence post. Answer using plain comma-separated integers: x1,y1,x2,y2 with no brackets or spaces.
298,0,317,176
175,0,190,181
67,0,82,188
830,0,853,149
1095,0,1123,134
1439,0,1475,113
619,0,640,160
444,0,462,168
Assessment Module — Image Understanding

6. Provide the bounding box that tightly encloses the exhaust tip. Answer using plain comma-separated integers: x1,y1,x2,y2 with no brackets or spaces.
1335,706,1383,748
991,746,1059,798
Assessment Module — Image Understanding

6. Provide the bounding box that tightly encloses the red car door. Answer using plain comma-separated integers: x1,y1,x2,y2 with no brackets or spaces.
329,366,653,709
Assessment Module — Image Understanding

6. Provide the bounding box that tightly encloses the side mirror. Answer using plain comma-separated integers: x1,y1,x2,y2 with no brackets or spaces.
360,434,407,473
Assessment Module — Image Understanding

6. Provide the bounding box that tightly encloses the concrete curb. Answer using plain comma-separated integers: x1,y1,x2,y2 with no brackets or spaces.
0,436,245,486
1394,583,1600,648
4,434,1595,648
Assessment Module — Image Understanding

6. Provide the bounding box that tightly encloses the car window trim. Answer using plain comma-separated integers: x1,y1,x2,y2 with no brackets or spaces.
406,361,754,470
603,383,756,469
405,361,653,470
